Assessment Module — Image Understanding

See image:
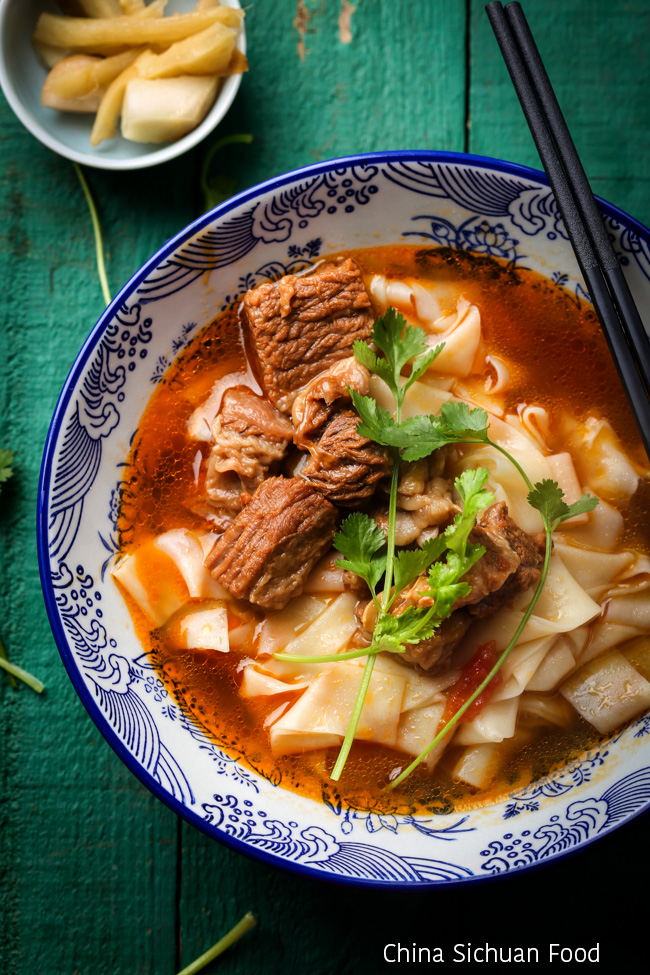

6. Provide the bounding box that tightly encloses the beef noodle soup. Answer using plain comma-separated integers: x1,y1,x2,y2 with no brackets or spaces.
113,245,650,815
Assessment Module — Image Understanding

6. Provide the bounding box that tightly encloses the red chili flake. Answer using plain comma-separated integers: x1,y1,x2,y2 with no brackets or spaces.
441,641,502,726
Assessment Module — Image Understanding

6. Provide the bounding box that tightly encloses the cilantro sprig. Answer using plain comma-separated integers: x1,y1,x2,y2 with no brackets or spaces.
275,310,496,780
0,451,44,695
274,305,598,788
0,448,13,493
388,480,597,787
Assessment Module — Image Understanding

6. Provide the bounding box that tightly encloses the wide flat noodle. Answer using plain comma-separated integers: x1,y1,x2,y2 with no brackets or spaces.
563,415,644,499
369,375,452,421
604,590,650,628
553,539,636,597
426,301,482,378
465,554,601,651
371,651,459,712
112,552,162,623
240,664,309,698
578,621,643,665
452,743,499,789
112,548,185,626
269,661,406,755
395,701,449,768
558,497,623,551
179,604,229,652
527,637,576,692
455,697,520,745
279,593,358,658
560,650,650,734
256,594,329,656
368,274,460,329
155,528,227,600
490,636,555,702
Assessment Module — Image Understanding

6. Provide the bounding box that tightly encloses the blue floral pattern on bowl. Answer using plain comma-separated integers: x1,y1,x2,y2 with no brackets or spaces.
38,151,650,888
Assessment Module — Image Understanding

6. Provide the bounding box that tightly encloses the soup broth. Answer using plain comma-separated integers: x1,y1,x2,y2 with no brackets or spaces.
116,245,650,816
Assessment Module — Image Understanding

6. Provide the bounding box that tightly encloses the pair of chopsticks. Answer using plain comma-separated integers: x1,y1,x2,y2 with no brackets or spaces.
486,1,650,459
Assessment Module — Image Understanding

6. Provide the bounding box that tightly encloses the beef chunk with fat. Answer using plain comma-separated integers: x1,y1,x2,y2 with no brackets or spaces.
241,258,374,409
205,389,293,514
401,612,474,673
205,477,337,610
292,356,370,448
300,409,390,507
390,502,546,672
463,501,545,617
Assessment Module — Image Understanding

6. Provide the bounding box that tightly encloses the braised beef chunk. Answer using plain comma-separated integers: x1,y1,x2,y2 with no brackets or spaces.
205,477,337,610
465,502,545,617
292,357,370,448
205,389,293,514
241,259,374,409
391,501,546,672
401,612,473,673
300,409,390,507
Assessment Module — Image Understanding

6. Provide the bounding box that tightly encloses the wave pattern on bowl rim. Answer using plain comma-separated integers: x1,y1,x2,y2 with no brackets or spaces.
38,151,650,888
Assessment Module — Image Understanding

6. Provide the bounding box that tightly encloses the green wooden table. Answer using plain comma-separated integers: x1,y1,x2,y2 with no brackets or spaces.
1,2,648,972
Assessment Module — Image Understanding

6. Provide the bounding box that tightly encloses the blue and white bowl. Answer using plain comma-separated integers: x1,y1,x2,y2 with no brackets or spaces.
38,151,650,887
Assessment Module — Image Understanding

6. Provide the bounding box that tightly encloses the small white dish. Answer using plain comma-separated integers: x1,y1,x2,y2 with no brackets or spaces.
0,0,245,170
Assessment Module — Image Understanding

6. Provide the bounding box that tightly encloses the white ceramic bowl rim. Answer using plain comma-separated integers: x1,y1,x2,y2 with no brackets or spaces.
38,150,650,887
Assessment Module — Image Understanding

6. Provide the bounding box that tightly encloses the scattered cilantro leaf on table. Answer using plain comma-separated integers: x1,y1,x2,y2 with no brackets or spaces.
0,451,44,694
0,448,14,494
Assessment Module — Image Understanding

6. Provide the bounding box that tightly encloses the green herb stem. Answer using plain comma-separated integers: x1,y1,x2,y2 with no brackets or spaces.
487,439,535,493
73,162,111,307
175,912,257,975
0,634,18,690
330,405,403,778
387,522,553,789
382,446,402,611
274,645,385,665
0,656,45,695
200,133,254,212
331,651,376,782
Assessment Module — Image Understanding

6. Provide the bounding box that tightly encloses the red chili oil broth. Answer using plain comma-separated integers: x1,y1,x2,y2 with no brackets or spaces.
117,246,649,816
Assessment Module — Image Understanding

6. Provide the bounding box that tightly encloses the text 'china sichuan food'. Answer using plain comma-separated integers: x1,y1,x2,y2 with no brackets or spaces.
113,246,650,814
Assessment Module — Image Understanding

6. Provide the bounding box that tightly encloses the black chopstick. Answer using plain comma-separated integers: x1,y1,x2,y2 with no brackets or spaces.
485,1,650,459
504,2,650,383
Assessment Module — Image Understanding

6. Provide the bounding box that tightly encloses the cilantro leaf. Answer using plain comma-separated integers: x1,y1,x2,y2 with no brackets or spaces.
527,479,598,528
390,401,491,461
439,400,490,438
395,414,453,461
374,605,441,650
392,604,442,643
444,467,494,556
560,493,599,523
0,449,14,497
426,545,485,617
352,340,393,387
372,613,411,652
349,389,398,445
369,308,430,401
392,535,447,595
402,344,445,395
334,512,387,593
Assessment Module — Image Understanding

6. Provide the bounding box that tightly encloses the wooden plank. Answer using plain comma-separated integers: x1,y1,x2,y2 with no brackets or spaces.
1,1,647,972
469,0,650,225
200,0,468,198
0,119,189,973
